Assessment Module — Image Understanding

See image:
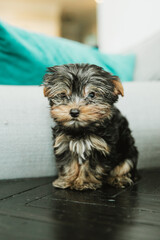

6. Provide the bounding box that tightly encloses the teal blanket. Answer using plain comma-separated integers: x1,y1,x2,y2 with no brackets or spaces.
0,22,135,85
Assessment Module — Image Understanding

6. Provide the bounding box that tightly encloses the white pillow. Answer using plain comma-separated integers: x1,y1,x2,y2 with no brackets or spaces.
126,31,160,81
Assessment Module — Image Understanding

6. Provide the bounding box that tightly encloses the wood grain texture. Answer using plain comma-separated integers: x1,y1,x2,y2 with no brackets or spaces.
0,168,160,240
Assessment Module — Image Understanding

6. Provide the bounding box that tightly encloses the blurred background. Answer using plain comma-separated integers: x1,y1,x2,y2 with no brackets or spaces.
1,0,160,53
0,0,97,46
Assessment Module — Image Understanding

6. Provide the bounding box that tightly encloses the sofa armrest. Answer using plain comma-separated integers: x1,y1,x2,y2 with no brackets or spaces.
0,85,56,180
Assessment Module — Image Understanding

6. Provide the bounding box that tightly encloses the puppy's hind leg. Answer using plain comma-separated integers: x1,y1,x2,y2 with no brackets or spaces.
107,159,135,188
107,116,138,188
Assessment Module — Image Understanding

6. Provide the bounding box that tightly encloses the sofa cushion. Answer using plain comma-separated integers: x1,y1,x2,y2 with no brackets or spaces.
0,21,135,85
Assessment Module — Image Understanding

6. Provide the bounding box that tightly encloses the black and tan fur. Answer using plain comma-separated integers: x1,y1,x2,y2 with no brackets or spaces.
43,64,138,190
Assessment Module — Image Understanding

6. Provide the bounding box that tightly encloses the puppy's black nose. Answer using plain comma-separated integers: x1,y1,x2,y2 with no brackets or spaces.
70,108,80,118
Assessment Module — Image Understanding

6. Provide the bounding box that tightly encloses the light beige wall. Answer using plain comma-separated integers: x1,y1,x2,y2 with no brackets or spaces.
0,0,97,43
0,0,61,36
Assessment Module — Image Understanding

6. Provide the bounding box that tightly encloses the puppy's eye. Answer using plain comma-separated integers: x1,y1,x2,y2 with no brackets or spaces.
88,92,95,98
59,93,67,99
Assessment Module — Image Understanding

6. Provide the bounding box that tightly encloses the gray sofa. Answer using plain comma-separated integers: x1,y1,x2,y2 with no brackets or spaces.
0,82,160,180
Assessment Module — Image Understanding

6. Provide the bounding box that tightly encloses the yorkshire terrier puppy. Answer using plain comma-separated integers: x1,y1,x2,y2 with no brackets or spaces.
43,64,138,190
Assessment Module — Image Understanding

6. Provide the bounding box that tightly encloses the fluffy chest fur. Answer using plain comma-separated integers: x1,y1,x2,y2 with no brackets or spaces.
54,133,110,164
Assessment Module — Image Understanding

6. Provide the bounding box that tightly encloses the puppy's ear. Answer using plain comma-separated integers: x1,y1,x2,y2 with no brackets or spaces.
43,70,53,97
43,87,49,97
112,76,124,97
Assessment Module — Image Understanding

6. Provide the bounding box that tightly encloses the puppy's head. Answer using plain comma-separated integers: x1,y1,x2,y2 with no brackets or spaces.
43,64,123,128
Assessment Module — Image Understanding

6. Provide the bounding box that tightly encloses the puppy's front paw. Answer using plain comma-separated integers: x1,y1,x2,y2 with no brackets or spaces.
52,177,71,189
71,179,102,191
106,174,133,189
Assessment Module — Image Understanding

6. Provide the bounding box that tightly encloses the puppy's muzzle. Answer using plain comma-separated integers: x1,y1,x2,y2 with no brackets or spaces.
70,108,80,118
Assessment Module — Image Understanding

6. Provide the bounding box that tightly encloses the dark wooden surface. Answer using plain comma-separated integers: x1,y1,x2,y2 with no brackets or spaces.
0,168,160,240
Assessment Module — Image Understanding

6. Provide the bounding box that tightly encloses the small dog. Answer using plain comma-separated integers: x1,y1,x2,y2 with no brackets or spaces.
43,64,138,190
